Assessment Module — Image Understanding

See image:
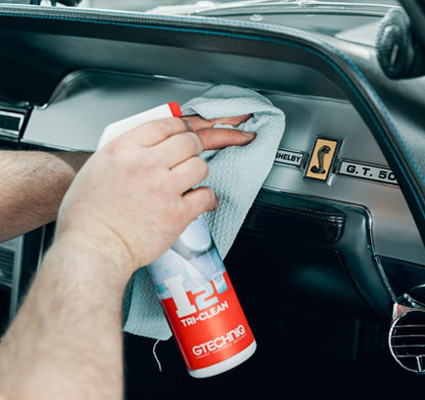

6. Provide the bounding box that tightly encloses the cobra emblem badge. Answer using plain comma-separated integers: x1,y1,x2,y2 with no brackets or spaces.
305,138,339,181
310,145,331,174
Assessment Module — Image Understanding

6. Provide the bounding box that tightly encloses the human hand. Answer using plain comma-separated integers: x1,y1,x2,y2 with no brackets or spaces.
55,114,254,278
181,114,255,149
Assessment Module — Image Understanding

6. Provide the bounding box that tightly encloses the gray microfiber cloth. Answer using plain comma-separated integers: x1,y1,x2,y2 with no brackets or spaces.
122,85,285,340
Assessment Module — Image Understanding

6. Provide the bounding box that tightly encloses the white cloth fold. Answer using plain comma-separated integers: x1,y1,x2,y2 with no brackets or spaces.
122,85,285,340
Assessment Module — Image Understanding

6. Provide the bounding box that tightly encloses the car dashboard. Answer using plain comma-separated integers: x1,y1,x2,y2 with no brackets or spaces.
21,68,423,264
0,2,425,396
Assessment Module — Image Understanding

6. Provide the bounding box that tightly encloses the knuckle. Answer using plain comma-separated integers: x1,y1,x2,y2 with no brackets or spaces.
104,139,143,167
178,132,194,148
197,128,209,136
110,144,158,174
168,198,187,223
151,121,168,139
197,129,212,147
180,132,202,153
194,157,209,178
103,141,157,178
200,187,215,209
144,119,174,140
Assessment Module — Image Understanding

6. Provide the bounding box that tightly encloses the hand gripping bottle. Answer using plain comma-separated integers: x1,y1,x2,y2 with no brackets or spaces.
97,103,256,378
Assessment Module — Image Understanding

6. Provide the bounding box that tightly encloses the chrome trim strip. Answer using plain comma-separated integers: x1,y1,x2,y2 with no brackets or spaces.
375,256,398,303
336,158,398,186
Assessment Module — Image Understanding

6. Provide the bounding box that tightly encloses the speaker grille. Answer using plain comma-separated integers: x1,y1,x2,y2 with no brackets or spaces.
389,310,425,373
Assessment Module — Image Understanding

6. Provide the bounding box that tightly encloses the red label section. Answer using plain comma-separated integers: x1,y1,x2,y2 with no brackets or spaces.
161,271,255,371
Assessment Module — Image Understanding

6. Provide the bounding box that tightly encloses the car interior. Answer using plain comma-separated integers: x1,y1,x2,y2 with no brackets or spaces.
0,0,425,398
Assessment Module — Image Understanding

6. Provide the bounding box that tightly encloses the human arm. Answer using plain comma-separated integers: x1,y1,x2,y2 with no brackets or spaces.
0,115,254,400
0,234,127,400
0,150,91,242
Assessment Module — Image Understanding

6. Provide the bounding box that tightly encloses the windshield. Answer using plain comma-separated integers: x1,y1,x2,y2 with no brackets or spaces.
2,0,399,13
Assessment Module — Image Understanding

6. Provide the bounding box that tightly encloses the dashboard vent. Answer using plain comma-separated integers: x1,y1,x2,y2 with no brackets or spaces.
0,241,16,288
0,109,25,139
389,309,425,374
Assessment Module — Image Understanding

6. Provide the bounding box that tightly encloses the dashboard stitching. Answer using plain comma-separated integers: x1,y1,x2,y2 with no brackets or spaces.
0,11,424,221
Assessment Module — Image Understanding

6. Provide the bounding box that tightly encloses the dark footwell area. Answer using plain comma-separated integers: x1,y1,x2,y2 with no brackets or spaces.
124,292,425,399
124,312,424,400
124,232,425,399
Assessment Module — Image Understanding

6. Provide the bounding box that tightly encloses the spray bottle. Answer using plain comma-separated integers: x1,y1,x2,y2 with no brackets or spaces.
97,103,256,378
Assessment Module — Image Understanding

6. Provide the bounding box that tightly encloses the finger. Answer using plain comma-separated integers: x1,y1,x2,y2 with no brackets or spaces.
198,128,256,150
122,117,189,147
170,157,209,193
182,114,252,132
154,132,204,168
182,187,217,219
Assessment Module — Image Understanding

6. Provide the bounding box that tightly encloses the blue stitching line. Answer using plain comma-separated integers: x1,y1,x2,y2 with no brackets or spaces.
1,11,424,215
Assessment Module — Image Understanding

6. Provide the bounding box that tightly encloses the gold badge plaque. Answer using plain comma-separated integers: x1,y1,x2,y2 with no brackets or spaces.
305,138,339,181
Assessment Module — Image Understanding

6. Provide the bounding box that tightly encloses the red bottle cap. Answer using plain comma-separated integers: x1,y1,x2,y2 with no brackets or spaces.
168,102,182,117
